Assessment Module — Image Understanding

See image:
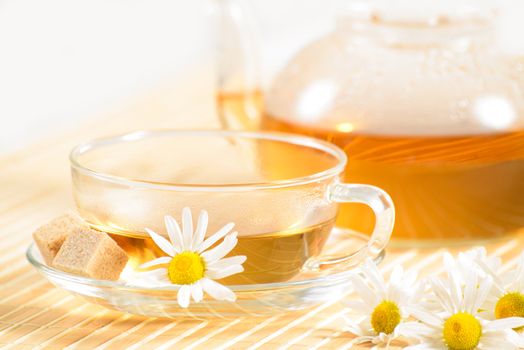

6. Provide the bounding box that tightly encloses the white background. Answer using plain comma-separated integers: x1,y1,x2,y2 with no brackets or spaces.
0,0,340,154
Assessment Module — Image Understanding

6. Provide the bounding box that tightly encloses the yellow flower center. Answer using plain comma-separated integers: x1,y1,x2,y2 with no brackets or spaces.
495,292,524,331
167,252,205,285
443,313,481,350
371,300,401,334
495,292,524,319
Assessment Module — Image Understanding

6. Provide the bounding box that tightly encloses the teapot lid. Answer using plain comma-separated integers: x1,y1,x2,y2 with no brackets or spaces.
343,0,497,25
340,0,524,55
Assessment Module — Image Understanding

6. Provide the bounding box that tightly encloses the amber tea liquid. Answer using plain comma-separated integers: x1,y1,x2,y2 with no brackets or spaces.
92,218,334,285
262,115,524,242
216,90,263,130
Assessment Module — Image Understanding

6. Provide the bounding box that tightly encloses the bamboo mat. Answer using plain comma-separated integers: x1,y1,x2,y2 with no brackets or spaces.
2,87,524,349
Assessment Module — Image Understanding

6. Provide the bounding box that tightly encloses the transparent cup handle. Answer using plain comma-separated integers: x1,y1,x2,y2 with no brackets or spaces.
305,182,395,270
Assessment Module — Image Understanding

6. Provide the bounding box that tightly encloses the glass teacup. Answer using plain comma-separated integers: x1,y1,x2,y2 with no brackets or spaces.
70,130,394,284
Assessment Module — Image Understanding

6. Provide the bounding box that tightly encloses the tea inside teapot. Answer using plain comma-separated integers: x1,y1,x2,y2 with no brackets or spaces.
259,1,524,242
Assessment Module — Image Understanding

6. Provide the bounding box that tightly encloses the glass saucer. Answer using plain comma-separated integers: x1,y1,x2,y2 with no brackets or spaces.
26,228,384,319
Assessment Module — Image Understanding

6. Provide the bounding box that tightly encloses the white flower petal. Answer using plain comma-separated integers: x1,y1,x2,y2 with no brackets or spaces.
389,265,404,286
192,210,208,250
197,222,235,253
430,278,454,314
138,256,172,269
201,277,236,302
403,344,438,350
145,228,175,256
388,284,404,305
396,322,436,339
164,215,183,252
151,277,171,285
351,336,381,346
344,315,370,337
443,252,456,273
516,253,524,292
473,274,493,313
462,272,478,313
201,233,238,264
343,329,398,347
507,329,524,348
448,271,463,313
374,332,395,346
481,332,503,342
207,264,244,279
190,282,204,303
177,285,191,308
473,247,487,258
350,274,379,307
344,324,365,338
485,317,524,331
410,279,427,306
403,270,418,290
478,308,495,320
182,207,194,249
501,272,517,292
207,256,247,270
362,258,387,300
344,300,372,314
475,256,505,293
406,307,443,328
480,332,518,350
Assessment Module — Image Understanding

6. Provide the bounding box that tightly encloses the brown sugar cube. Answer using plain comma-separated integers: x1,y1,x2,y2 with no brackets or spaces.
52,228,128,281
33,214,84,265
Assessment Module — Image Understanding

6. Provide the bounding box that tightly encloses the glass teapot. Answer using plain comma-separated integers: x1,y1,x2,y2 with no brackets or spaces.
218,0,524,244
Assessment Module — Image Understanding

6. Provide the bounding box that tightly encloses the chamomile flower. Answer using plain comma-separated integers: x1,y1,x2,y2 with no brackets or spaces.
397,268,524,350
475,251,524,343
136,207,246,308
344,258,421,346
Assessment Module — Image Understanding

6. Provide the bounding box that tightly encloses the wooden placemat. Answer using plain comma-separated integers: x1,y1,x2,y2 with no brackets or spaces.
2,89,524,349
